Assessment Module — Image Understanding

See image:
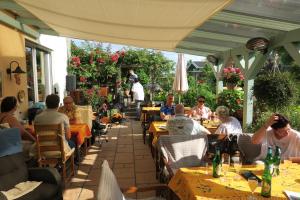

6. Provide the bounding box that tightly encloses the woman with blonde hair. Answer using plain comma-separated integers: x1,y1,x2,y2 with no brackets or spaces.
215,106,242,135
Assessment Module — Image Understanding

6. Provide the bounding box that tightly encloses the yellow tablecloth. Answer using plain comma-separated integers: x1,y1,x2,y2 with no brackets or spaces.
169,163,300,200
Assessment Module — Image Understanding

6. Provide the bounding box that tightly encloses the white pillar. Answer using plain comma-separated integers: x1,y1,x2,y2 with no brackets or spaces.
242,78,254,129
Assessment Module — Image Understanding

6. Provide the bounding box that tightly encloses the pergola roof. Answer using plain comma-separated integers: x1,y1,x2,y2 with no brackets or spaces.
1,0,300,59
0,0,300,61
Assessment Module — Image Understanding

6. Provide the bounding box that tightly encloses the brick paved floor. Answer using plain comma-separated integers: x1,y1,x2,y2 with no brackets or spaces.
63,119,158,200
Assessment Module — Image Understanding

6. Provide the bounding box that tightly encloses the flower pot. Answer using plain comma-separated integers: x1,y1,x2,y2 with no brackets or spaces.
226,83,237,90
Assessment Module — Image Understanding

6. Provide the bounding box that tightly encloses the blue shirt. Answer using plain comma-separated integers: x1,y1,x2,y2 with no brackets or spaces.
160,105,175,116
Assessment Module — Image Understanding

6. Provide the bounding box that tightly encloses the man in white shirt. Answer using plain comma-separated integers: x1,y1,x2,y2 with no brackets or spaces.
252,114,300,161
131,78,144,120
167,104,210,136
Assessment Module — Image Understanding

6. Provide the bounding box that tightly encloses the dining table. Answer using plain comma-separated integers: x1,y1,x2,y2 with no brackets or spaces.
168,162,300,200
26,123,91,146
70,123,91,146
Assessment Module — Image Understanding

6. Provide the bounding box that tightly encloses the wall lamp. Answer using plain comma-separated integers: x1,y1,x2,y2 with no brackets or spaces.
6,61,26,79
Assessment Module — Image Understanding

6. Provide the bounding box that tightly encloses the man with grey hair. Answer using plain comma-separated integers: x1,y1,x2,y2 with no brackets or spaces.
166,104,210,135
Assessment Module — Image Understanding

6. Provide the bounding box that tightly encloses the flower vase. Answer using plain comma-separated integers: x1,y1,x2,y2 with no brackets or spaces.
226,83,237,90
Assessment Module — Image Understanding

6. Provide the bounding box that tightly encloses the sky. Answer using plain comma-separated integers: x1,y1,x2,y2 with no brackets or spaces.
73,39,205,64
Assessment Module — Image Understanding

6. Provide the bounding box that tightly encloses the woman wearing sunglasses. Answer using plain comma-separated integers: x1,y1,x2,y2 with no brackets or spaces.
189,96,212,120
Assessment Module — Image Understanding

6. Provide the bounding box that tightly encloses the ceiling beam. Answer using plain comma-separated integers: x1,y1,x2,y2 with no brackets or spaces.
179,41,230,52
212,11,300,31
0,11,39,38
38,28,59,35
0,0,26,11
189,30,249,43
175,48,210,57
17,17,46,27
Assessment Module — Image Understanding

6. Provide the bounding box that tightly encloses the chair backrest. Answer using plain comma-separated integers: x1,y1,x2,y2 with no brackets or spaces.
158,134,208,170
34,124,67,162
0,128,22,157
238,133,262,164
97,160,125,200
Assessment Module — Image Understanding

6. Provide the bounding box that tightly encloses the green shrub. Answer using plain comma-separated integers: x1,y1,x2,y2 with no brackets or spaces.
253,72,297,112
217,89,244,115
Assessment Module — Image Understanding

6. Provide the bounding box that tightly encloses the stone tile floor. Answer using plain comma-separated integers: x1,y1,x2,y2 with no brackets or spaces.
63,119,158,200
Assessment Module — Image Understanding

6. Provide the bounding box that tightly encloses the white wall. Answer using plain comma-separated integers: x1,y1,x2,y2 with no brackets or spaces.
39,35,68,103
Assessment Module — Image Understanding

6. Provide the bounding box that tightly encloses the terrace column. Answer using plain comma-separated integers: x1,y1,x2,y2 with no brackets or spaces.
242,78,254,129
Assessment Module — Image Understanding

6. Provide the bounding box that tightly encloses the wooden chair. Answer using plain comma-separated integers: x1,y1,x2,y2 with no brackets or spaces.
34,123,75,183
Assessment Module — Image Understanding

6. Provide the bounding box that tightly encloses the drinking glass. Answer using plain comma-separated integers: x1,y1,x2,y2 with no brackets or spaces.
248,177,258,200
204,162,209,175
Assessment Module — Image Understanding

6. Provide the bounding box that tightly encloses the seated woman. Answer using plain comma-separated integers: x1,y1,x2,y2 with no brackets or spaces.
0,96,35,142
189,96,212,120
214,106,242,136
58,96,81,124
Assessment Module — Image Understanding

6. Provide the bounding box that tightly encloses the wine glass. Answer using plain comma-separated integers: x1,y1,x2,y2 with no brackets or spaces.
248,177,258,200
233,159,242,179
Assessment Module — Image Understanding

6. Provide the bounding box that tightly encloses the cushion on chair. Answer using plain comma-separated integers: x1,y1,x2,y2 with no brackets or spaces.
237,134,262,164
16,183,58,200
0,153,28,191
97,160,125,200
158,135,208,170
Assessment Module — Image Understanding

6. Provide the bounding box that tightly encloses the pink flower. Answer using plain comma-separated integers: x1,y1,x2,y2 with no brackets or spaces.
229,67,236,73
239,74,244,80
110,54,119,62
235,68,241,73
223,68,229,73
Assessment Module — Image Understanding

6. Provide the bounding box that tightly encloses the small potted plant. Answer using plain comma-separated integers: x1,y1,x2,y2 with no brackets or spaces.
121,78,131,96
222,67,244,89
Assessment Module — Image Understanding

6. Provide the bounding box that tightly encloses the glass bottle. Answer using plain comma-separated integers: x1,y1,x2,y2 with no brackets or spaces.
261,147,273,198
273,146,281,176
213,148,222,178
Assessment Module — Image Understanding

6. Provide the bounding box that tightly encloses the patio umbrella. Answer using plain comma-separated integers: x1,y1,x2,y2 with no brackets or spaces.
172,53,189,103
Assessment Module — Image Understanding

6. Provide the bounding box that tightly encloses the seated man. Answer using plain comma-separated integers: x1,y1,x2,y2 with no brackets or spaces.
35,94,75,150
167,104,210,135
214,106,242,136
58,96,81,124
189,96,212,120
160,93,175,120
252,113,300,161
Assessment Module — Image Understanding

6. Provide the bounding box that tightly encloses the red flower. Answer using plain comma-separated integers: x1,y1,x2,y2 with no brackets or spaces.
236,99,241,104
71,56,81,66
79,76,86,82
235,68,241,73
229,67,236,73
86,88,94,95
96,58,105,64
110,54,119,62
120,51,125,57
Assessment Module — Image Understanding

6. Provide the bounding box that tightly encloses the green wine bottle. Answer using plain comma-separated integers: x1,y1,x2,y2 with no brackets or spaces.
212,148,221,178
273,146,281,176
261,146,273,197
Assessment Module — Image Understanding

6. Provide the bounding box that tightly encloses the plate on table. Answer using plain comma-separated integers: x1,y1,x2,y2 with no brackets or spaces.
158,125,167,130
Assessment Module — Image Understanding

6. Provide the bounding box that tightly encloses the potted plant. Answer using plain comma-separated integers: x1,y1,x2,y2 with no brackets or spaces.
217,89,244,120
253,72,297,112
222,67,244,89
121,78,131,96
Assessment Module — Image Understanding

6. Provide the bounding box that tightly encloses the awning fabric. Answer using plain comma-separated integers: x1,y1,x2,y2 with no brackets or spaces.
15,0,232,51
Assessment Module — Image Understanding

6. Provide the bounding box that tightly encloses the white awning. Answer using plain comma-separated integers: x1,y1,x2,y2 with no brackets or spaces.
15,0,232,51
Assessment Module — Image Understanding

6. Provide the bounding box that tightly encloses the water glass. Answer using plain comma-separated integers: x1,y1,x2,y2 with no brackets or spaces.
248,177,258,200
